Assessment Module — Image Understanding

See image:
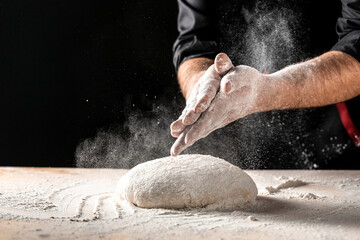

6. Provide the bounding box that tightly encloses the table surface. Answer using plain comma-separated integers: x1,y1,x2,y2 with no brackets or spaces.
0,167,359,240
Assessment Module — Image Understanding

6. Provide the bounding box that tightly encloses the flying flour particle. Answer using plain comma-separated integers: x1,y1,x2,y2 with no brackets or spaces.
117,154,258,210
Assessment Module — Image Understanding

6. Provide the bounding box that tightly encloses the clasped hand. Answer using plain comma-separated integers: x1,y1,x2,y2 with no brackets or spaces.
170,53,264,156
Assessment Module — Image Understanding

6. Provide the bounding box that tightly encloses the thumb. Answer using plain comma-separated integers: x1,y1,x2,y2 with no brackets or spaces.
214,53,234,76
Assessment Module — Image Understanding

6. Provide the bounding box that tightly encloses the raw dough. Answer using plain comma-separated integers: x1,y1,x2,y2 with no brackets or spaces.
117,154,258,209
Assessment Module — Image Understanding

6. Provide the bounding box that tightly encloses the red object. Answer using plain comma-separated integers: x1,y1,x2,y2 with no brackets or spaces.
336,102,360,147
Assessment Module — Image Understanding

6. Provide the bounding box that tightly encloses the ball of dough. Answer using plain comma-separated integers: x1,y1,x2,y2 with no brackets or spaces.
117,154,258,209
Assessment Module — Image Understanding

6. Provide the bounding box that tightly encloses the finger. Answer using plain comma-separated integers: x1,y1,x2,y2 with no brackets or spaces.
171,131,181,138
185,97,226,145
172,87,198,131
170,104,190,137
220,77,233,94
170,119,186,133
215,53,234,76
182,88,201,125
189,66,221,116
184,118,218,147
183,110,201,125
184,74,218,124
170,128,191,156
170,119,186,138
220,72,239,94
193,54,234,114
193,73,220,113
194,95,209,113
184,118,209,146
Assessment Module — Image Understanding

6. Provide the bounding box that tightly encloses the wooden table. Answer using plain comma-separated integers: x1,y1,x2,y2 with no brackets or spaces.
0,167,359,240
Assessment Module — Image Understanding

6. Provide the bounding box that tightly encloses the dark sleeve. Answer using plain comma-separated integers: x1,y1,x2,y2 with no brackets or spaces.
331,0,360,62
172,0,218,71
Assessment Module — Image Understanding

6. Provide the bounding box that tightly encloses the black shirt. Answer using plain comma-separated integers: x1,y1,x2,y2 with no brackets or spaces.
173,0,360,69
172,0,360,168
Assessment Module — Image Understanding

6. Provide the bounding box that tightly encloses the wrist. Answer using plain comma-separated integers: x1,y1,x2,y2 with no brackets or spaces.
258,63,314,111
177,57,214,100
251,73,277,114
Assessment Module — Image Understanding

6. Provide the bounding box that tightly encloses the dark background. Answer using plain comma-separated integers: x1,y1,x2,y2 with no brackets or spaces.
1,0,359,168
1,0,181,166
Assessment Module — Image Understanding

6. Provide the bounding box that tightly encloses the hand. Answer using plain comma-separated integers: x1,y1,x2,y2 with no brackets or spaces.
171,64,265,156
170,53,234,138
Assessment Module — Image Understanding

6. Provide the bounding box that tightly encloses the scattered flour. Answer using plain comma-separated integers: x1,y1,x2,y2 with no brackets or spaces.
0,167,360,240
300,193,318,199
288,192,322,200
247,215,257,221
265,179,307,194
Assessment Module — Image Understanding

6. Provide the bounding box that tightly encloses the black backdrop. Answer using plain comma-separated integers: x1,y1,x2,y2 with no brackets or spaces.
2,0,358,169
1,0,181,166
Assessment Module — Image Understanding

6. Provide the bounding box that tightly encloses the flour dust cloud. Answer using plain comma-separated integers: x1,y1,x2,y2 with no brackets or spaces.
76,0,350,169
76,103,176,169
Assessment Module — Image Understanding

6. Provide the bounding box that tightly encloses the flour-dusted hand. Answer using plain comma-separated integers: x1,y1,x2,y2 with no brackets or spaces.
170,53,234,138
171,65,267,156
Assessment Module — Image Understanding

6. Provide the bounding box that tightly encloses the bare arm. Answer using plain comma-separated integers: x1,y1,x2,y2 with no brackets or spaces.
260,51,360,111
171,51,360,156
177,57,214,100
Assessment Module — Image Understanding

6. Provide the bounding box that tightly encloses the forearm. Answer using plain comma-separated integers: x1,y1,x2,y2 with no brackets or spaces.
177,58,214,100
260,51,360,112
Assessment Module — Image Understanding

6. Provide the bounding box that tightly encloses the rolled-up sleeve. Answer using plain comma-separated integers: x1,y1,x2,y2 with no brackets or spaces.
331,0,360,62
172,0,218,71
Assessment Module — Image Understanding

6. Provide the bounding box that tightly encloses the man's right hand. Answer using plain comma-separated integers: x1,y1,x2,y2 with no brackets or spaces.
170,53,234,139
